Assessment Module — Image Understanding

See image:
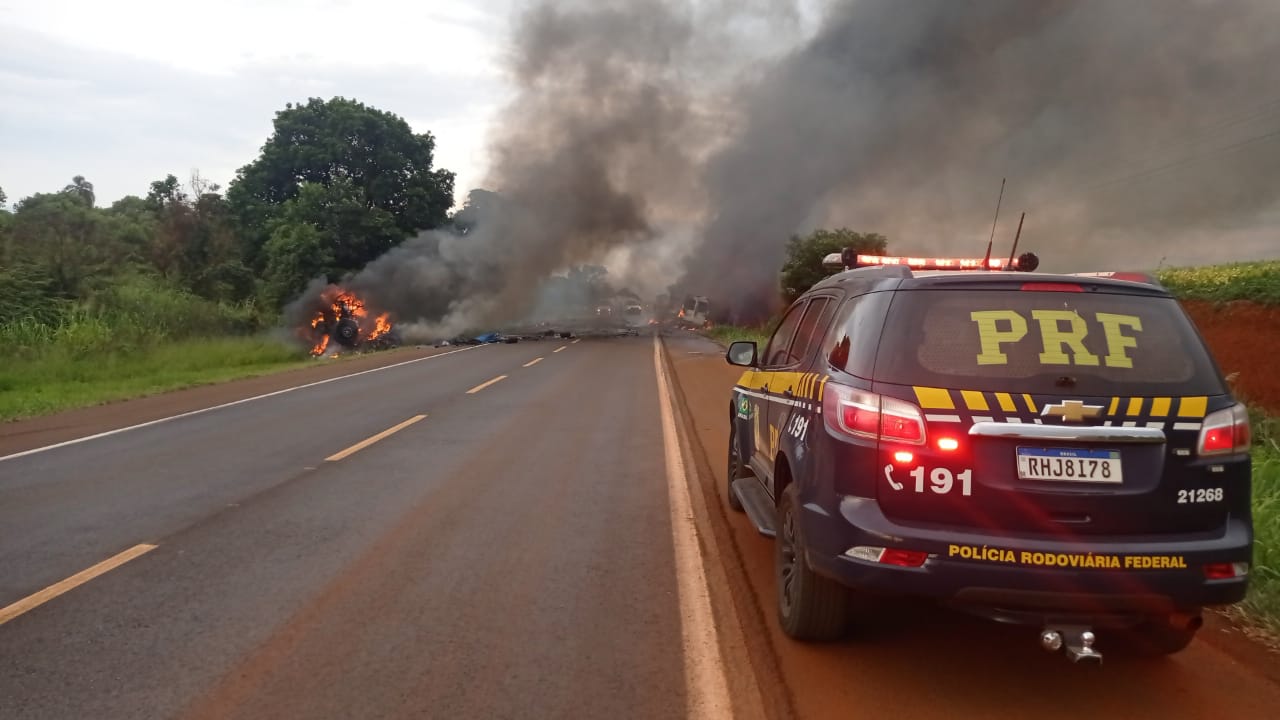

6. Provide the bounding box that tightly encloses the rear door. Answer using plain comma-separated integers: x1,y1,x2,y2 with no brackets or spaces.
747,301,808,479
765,296,839,496
869,285,1238,537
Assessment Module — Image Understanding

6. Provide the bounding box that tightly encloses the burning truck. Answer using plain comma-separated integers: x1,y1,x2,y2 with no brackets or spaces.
302,286,399,357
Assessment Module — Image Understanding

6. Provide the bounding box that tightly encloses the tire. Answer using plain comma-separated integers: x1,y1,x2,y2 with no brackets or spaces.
334,318,360,347
1122,616,1200,656
776,485,848,640
726,424,746,512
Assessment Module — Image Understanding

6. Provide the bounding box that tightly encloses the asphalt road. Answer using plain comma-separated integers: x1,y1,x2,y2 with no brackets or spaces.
0,337,709,719
4,332,1278,720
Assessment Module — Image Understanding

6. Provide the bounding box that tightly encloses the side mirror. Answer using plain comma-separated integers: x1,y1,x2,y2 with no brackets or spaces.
726,341,758,367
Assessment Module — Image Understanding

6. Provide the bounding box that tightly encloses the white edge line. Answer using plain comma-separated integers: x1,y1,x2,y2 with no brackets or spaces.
653,335,732,719
925,414,962,423
0,345,484,463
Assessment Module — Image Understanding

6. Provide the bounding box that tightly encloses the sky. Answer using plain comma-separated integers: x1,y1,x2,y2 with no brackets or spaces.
0,0,514,208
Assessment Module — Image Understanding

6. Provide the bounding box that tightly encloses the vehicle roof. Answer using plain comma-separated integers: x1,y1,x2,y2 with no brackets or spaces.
808,266,1171,297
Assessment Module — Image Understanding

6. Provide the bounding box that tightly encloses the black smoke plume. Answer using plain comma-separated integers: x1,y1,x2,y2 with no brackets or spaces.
294,1,1280,332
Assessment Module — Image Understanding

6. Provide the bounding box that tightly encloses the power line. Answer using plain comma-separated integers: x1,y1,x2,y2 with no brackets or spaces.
1083,126,1280,193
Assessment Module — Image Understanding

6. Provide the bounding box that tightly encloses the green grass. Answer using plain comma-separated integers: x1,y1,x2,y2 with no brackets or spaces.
1157,260,1280,306
0,335,310,421
705,324,771,349
1241,410,1280,638
0,274,312,422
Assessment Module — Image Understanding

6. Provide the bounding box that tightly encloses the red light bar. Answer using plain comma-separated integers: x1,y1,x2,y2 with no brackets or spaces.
854,255,1008,271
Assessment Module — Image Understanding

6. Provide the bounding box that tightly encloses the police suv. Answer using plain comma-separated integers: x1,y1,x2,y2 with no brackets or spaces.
724,251,1252,662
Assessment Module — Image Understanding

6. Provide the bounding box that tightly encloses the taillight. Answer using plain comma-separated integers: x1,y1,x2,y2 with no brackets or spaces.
1021,282,1083,292
845,546,930,567
824,383,926,446
1203,562,1249,580
1198,404,1251,457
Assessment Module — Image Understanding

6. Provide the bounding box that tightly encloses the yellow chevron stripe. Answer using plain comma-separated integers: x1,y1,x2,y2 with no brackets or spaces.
1178,396,1208,418
961,390,989,412
1022,394,1037,413
995,392,1017,413
1108,396,1120,416
914,386,955,410
1150,397,1172,417
818,376,828,402
1126,397,1144,416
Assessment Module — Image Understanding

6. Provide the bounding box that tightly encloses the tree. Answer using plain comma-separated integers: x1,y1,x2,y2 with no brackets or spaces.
450,188,503,236
779,228,888,302
62,175,96,207
142,174,252,301
147,174,187,211
277,179,402,271
10,193,114,296
228,96,456,274
260,221,335,308
0,186,7,206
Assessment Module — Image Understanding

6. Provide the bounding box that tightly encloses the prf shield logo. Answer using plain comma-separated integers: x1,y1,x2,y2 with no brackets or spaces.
737,394,752,420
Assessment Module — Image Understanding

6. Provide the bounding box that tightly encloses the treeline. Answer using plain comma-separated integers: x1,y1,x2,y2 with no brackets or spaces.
0,96,458,343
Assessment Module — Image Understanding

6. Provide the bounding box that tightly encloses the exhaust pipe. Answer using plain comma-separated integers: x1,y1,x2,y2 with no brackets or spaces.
1040,626,1102,664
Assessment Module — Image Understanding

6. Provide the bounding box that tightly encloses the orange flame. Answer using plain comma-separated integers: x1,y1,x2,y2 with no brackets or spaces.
367,313,392,341
678,308,686,318
307,287,393,357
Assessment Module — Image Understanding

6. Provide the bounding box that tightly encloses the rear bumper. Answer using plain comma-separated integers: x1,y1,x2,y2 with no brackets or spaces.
803,495,1251,619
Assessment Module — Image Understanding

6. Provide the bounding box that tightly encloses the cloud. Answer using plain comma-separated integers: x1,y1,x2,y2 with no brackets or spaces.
0,18,502,206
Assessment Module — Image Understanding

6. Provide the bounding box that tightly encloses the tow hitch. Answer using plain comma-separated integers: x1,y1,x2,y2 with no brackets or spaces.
1040,626,1102,664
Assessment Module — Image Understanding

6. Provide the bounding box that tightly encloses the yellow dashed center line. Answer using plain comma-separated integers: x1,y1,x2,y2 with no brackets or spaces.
0,543,158,626
466,375,508,394
326,415,426,462
553,346,568,353
523,357,544,367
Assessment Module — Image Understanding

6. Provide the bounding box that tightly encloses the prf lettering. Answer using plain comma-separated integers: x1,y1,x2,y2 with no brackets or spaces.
969,310,1143,368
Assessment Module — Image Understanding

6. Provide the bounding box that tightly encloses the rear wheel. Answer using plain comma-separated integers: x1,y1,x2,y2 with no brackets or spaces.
776,485,848,640
1123,616,1200,656
726,424,746,512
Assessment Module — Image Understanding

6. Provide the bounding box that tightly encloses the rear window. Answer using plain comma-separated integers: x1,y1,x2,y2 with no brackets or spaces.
873,289,1224,396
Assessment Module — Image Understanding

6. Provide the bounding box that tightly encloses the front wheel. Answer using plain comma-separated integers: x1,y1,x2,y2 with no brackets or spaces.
726,424,746,512
776,485,848,640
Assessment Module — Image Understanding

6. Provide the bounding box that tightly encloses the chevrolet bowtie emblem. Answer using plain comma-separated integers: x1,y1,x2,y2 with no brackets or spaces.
1041,400,1104,423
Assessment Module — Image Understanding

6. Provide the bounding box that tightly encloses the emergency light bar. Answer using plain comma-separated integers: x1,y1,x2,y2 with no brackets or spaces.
822,251,1039,273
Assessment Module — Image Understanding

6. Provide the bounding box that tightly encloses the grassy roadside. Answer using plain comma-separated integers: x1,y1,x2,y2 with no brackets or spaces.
1240,412,1280,638
706,324,770,350
0,275,314,422
0,336,310,422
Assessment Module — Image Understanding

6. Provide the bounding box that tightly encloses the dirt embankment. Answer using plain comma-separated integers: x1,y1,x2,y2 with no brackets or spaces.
1182,300,1280,415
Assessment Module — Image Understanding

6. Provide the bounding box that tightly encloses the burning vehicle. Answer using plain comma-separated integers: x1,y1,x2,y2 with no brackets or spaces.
675,295,712,328
302,286,399,356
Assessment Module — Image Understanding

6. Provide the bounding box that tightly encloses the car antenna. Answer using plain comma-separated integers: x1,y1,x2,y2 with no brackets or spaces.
982,177,1006,267
1006,211,1026,269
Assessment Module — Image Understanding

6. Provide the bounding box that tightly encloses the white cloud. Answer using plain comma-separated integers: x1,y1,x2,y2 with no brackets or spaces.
0,1,511,207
